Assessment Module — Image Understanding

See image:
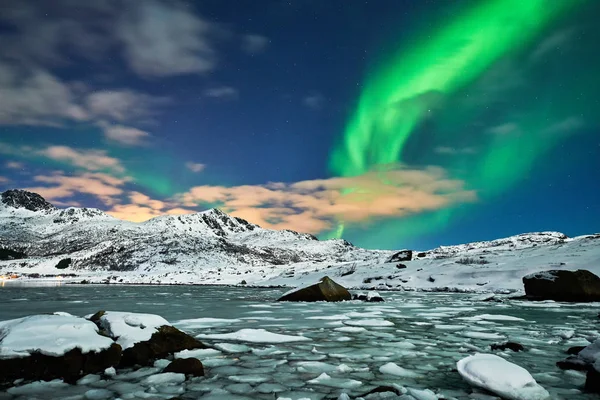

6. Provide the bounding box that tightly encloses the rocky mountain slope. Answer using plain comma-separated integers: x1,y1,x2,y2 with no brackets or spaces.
1,189,599,292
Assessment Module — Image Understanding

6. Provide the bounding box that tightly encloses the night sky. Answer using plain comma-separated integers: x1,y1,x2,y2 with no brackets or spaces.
0,0,598,250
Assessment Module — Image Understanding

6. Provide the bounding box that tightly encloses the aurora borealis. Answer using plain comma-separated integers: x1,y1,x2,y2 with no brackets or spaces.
0,0,598,250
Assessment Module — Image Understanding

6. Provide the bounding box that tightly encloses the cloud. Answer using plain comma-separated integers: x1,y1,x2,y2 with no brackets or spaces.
434,146,477,155
107,191,195,222
185,162,205,173
241,34,269,54
86,89,169,122
486,122,519,135
179,165,476,234
0,0,220,78
38,146,125,173
0,62,88,126
103,125,151,146
204,86,239,100
531,29,574,62
26,172,130,206
0,176,9,184
117,1,217,77
303,93,325,110
544,116,584,135
5,161,24,169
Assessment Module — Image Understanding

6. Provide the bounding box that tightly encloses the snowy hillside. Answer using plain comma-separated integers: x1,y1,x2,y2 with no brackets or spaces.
1,189,599,293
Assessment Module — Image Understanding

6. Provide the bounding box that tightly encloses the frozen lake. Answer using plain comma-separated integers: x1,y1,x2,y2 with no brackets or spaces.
0,283,598,399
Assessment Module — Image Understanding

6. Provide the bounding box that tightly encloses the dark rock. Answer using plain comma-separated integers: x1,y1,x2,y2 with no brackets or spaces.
567,346,586,355
352,291,384,302
427,276,435,283
585,367,600,393
396,263,407,269
277,276,351,302
0,248,26,261
120,326,207,368
556,356,590,371
491,342,525,352
358,385,402,397
0,343,121,386
55,258,72,269
1,189,56,212
163,358,204,377
239,280,247,285
388,250,412,262
417,252,427,258
523,270,600,302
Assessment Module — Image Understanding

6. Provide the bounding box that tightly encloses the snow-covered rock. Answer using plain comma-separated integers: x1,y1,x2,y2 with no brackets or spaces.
0,314,121,384
457,354,550,400
92,311,169,350
0,314,114,358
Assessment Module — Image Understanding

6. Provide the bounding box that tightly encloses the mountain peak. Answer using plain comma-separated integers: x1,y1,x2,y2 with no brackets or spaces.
1,189,56,212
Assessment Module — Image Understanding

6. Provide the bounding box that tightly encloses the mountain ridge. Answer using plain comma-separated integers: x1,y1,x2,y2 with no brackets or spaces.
0,189,599,292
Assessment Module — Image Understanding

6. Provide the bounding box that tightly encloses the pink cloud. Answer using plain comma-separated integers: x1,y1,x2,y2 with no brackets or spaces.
26,172,130,205
179,166,477,233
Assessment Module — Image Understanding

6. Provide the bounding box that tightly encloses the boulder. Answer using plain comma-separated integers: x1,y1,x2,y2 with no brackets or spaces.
90,311,207,367
586,363,600,393
0,314,121,385
396,263,407,269
164,358,204,376
557,338,600,372
491,342,525,352
387,250,412,262
277,276,351,302
567,346,586,355
523,270,600,302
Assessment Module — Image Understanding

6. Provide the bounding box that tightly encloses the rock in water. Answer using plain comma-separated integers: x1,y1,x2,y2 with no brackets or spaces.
352,291,384,302
277,276,351,302
586,362,600,393
0,314,121,385
90,311,207,367
523,270,600,302
457,354,549,400
164,358,204,376
491,342,525,352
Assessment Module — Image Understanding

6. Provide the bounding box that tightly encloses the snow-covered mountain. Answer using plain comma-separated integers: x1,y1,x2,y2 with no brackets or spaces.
1,189,599,292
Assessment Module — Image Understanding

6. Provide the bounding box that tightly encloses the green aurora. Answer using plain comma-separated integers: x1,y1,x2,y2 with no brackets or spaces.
328,0,596,242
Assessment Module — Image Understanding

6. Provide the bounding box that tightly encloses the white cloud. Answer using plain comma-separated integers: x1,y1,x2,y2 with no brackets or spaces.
86,90,168,122
103,125,151,146
303,93,325,110
185,162,205,173
0,0,220,78
486,123,519,135
0,62,88,126
242,34,269,54
38,146,125,173
117,1,217,77
5,161,24,169
544,116,584,135
204,86,239,100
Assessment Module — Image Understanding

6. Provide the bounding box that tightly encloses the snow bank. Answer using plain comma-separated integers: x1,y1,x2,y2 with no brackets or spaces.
457,354,550,400
0,314,114,359
94,311,169,349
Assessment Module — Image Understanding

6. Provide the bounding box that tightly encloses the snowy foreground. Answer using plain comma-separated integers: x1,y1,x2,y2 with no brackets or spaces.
1,190,600,293
0,286,598,399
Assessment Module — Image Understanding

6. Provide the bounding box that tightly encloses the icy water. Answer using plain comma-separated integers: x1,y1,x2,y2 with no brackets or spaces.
0,284,598,399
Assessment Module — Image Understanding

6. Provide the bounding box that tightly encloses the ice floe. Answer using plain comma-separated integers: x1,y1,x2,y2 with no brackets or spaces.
457,353,550,400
